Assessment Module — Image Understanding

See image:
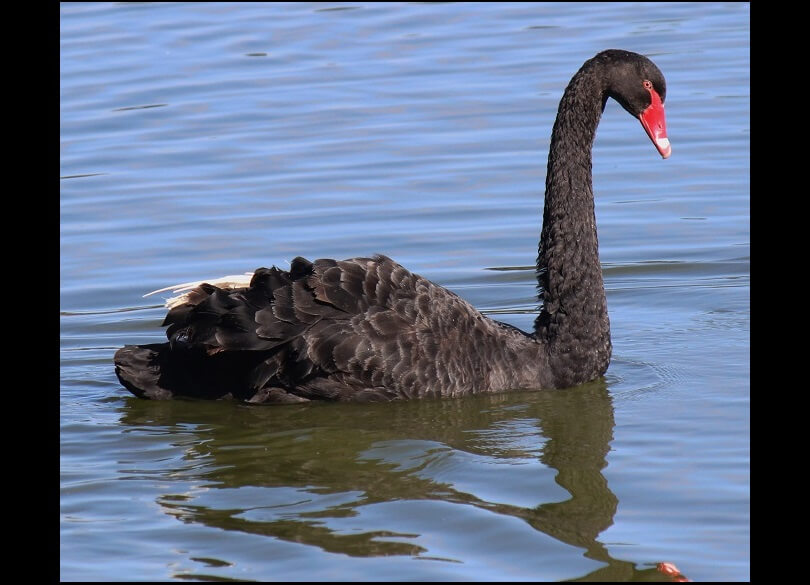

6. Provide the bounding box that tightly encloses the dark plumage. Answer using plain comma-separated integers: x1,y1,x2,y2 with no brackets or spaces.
114,49,670,403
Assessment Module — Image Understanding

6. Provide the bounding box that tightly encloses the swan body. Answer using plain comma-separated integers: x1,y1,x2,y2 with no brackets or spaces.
115,49,670,403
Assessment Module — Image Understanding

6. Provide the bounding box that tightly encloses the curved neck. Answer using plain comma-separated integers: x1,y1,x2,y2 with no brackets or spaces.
533,60,612,385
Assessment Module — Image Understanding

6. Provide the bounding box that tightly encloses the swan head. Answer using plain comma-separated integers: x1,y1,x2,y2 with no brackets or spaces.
598,49,671,159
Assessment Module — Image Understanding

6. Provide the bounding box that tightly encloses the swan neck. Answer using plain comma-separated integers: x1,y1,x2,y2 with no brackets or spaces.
533,61,612,384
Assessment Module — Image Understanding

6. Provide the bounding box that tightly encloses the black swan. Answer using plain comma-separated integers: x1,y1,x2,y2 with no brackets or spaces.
114,49,670,403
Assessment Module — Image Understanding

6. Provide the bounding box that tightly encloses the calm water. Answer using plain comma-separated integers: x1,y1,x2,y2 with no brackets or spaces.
60,2,750,581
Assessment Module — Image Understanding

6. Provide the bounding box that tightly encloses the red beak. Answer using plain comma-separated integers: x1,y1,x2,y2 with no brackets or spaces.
639,88,671,159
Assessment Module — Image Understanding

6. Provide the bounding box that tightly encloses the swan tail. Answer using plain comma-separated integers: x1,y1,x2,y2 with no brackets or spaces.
113,343,309,403
114,344,176,400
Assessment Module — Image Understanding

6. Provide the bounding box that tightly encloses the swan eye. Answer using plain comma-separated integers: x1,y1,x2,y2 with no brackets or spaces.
643,80,653,90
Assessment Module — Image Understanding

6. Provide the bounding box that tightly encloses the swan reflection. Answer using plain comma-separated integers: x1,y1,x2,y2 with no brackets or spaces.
119,382,682,581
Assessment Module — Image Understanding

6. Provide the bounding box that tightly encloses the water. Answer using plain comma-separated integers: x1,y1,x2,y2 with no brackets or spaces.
60,2,750,581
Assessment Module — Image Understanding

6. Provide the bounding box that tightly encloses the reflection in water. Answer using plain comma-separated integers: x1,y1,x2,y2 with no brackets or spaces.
119,383,681,581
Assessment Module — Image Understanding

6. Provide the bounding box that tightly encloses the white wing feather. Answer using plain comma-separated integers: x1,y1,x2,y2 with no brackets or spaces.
144,273,255,309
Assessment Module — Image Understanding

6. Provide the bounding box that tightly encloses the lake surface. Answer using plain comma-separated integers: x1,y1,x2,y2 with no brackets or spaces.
60,2,750,581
